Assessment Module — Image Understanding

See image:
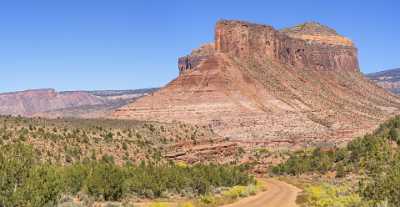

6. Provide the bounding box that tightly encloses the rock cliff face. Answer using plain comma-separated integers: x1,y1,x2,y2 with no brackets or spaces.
178,43,215,74
113,20,400,146
215,20,358,72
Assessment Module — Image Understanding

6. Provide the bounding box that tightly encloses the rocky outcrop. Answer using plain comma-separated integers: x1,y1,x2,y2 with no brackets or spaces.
178,43,215,74
113,20,400,146
164,138,239,164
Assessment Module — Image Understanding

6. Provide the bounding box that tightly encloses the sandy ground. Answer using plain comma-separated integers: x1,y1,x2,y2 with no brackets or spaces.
222,179,301,207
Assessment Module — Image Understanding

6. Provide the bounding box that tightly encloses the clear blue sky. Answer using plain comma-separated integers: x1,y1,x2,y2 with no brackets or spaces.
1,0,399,93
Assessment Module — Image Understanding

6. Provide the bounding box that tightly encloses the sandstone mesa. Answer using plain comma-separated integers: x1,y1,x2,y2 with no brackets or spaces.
113,20,400,147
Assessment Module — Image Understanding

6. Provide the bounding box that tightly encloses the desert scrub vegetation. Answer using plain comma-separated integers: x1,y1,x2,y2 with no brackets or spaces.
0,115,217,165
272,115,400,206
0,142,254,207
191,180,266,207
298,183,363,207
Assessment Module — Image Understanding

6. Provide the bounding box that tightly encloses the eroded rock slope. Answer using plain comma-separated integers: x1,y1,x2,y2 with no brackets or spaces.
114,20,400,146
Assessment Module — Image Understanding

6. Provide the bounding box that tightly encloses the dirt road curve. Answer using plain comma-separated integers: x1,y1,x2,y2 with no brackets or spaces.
222,179,301,207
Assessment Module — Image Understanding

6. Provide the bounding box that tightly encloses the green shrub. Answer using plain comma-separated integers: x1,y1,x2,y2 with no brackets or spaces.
86,162,126,201
273,115,400,206
199,194,216,205
0,143,36,206
246,184,257,196
303,184,362,207
0,141,253,204
63,164,88,194
223,186,248,199
16,164,64,207
272,148,338,176
360,154,400,206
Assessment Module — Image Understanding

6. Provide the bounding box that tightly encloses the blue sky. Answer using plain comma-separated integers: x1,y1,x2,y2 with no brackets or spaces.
0,0,399,93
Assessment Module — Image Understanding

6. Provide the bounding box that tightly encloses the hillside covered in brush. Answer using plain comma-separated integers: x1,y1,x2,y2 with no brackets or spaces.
273,115,400,206
0,116,241,165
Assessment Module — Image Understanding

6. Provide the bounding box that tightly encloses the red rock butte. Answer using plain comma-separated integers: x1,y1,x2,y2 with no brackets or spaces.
113,20,400,146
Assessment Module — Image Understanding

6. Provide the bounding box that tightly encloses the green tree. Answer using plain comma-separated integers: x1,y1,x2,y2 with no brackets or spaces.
63,164,88,194
15,165,64,207
86,162,126,201
0,143,36,206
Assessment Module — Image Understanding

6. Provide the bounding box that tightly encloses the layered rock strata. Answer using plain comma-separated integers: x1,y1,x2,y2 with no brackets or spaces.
366,68,400,94
114,20,400,146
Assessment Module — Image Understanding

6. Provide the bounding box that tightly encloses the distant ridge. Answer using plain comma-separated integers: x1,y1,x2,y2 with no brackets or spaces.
366,68,400,94
0,88,159,118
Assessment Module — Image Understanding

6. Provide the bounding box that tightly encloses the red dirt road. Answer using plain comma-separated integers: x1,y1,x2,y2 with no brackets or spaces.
222,179,301,207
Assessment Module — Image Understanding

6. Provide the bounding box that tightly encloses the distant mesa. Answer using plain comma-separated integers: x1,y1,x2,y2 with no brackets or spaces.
0,88,158,118
366,68,400,94
113,19,400,146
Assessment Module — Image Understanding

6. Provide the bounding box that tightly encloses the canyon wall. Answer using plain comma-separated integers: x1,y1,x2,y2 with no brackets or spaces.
215,20,359,72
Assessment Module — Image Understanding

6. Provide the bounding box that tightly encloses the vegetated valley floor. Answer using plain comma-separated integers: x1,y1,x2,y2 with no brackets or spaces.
0,115,242,165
